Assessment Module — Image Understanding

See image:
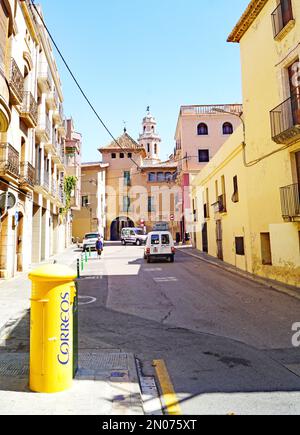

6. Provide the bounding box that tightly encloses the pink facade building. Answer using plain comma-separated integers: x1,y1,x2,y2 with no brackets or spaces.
174,104,243,242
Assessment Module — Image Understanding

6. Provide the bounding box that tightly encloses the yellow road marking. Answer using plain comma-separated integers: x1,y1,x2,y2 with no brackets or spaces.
153,359,182,415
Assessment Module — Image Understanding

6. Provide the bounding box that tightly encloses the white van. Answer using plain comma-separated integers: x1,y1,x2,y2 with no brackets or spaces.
121,227,147,246
144,231,175,263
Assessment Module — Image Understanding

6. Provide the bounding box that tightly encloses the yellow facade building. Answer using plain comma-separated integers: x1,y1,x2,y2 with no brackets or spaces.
192,0,300,288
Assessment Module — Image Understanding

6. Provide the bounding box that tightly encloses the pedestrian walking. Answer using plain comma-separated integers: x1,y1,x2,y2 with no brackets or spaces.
96,237,103,259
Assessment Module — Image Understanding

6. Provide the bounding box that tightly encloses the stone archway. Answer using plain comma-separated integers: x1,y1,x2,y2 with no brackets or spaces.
110,216,134,241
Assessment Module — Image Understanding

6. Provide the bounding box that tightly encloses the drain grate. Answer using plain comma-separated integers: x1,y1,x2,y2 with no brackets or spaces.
0,353,29,377
79,353,128,371
0,352,129,378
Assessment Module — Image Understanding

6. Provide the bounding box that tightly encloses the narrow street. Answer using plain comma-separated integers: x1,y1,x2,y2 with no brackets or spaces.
78,243,300,415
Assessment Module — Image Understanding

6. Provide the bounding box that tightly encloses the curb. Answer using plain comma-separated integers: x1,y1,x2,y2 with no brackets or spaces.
176,248,300,301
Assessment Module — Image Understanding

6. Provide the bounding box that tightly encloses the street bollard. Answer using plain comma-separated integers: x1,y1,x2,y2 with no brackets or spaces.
29,264,77,393
77,258,80,278
81,254,84,272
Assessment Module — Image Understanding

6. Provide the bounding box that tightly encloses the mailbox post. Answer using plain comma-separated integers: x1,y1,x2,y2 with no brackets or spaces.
29,264,77,393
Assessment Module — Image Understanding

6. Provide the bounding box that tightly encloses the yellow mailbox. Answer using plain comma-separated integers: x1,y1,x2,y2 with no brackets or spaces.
29,264,77,393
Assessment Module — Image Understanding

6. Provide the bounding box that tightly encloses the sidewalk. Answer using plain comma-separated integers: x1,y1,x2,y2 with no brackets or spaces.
177,246,300,301
0,247,145,415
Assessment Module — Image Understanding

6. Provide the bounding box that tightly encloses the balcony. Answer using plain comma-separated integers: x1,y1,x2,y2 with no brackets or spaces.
51,178,57,198
36,113,51,142
0,143,20,181
56,144,66,169
212,194,227,214
46,88,59,110
38,63,53,93
53,102,64,123
34,170,50,194
280,183,300,221
270,91,300,144
9,58,24,105
20,91,38,128
19,162,35,190
272,0,295,41
58,185,66,207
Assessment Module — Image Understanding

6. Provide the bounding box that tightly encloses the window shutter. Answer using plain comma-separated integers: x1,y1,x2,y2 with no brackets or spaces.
0,1,9,72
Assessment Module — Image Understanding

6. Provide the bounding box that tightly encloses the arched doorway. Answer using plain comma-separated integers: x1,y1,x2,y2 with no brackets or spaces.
110,216,134,241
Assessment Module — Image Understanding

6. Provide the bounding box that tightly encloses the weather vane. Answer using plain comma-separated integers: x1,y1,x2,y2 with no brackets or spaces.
146,106,150,114
123,120,127,133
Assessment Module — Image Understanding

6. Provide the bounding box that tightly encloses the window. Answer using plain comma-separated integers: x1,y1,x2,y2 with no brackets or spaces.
148,196,155,212
120,153,125,159
128,153,132,158
151,234,160,245
111,153,116,159
0,1,9,71
154,144,157,154
198,149,210,163
161,234,170,245
165,172,172,182
272,0,294,39
124,171,130,186
261,233,272,265
223,122,233,135
232,175,239,203
235,237,245,256
82,196,89,207
157,172,165,182
197,123,208,135
123,196,130,212
148,172,156,182
147,144,150,153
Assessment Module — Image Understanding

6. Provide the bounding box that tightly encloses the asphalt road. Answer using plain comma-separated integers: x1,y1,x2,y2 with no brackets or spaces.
78,243,300,415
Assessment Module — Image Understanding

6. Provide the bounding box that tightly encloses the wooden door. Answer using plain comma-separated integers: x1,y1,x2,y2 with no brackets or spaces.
216,220,223,261
202,223,208,253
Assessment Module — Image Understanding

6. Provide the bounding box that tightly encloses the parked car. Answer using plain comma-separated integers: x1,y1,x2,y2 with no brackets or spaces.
144,231,175,263
121,228,147,246
82,233,101,252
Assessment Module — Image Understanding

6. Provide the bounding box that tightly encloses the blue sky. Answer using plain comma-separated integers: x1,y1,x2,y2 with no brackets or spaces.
39,0,249,162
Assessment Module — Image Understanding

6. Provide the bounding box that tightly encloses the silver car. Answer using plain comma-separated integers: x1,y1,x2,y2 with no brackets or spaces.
82,233,101,252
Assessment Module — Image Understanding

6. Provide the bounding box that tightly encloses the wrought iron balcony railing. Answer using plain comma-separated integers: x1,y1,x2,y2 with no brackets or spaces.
0,143,20,178
9,58,24,105
20,91,38,127
280,183,300,220
20,162,35,187
272,0,294,40
270,91,300,144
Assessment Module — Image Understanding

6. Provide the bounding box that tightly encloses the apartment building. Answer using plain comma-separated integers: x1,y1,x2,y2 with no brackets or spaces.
0,1,80,278
72,162,108,242
192,0,300,288
174,104,242,242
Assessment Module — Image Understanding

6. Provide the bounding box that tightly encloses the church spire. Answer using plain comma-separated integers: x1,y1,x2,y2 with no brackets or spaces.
138,108,161,162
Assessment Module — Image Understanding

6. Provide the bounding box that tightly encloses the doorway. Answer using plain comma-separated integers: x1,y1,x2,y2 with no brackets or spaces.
216,220,223,261
202,222,208,253
16,212,24,272
110,217,134,241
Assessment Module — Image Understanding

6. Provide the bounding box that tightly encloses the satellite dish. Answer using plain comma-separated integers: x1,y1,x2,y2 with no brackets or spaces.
0,192,17,211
